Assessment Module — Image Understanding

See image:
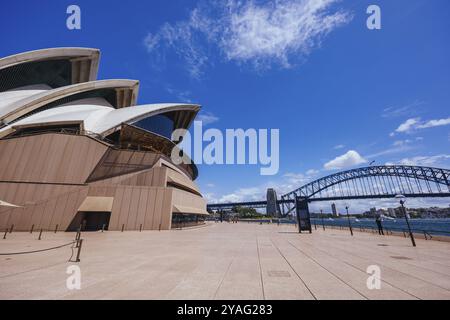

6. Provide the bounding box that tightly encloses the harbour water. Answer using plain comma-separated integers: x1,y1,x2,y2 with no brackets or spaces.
309,217,450,237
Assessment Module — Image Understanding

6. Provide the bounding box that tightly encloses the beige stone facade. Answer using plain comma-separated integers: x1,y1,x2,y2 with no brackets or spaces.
0,48,207,231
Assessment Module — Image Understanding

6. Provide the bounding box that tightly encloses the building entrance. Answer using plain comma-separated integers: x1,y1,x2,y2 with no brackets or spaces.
67,211,111,231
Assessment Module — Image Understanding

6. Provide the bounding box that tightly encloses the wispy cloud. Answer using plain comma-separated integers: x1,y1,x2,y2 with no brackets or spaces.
196,111,219,125
387,154,450,167
391,116,450,135
219,187,262,203
323,150,367,170
381,100,424,118
165,85,192,102
417,117,450,129
366,140,415,159
143,0,352,78
333,144,345,150
215,168,320,203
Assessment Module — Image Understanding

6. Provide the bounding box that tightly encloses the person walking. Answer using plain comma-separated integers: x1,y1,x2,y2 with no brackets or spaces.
375,215,384,235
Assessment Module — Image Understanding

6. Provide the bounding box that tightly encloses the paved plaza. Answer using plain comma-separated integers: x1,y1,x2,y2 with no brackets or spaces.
1,222,450,300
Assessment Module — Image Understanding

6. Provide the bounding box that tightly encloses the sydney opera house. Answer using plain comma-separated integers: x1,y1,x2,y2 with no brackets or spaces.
0,47,207,232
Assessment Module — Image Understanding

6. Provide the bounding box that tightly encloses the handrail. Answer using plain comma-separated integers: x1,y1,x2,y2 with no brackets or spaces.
309,218,450,236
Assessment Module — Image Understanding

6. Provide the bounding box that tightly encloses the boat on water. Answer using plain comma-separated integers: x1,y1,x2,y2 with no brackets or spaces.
381,214,396,221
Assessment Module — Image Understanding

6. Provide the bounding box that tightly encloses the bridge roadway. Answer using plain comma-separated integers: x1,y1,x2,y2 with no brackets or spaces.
207,193,450,211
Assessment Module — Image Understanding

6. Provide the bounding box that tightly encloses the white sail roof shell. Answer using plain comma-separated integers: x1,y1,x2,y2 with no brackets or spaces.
0,84,51,119
0,97,199,136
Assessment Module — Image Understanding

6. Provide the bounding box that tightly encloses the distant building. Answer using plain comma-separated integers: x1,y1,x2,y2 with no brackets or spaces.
388,208,396,217
331,203,339,216
266,188,280,217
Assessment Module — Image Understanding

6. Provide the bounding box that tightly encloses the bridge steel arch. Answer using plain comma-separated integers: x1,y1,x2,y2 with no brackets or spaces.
280,165,450,215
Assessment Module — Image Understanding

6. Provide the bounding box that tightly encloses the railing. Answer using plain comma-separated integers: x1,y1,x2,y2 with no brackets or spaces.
309,218,450,238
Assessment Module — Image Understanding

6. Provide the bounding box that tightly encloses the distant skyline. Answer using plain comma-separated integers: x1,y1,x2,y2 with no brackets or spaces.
1,0,449,212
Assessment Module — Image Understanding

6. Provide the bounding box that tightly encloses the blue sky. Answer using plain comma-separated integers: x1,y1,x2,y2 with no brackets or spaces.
1,0,449,211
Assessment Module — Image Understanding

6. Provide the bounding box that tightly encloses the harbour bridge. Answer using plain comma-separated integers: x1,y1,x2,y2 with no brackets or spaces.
207,165,450,222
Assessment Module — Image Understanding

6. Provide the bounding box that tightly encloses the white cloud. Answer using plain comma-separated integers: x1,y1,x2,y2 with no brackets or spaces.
306,169,320,176
143,7,214,79
392,139,412,147
324,150,367,170
333,144,345,149
381,100,424,118
392,116,450,135
196,112,219,125
221,0,352,68
216,168,321,204
366,142,415,159
219,187,262,203
417,117,450,129
395,155,450,167
165,85,192,102
394,118,420,134
144,0,352,77
203,192,218,203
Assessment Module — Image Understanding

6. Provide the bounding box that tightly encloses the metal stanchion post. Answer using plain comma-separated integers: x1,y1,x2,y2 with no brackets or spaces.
3,229,7,239
38,229,43,240
54,224,58,233
400,199,416,247
121,224,124,232
75,239,83,262
9,224,14,233
30,224,34,234
320,209,325,231
345,206,353,236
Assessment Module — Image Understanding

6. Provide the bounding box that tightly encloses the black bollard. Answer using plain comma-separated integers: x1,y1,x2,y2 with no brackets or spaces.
3,229,7,239
54,224,58,233
38,229,43,240
30,224,34,234
75,228,81,241
139,224,142,232
121,224,125,232
75,239,83,262
9,224,14,233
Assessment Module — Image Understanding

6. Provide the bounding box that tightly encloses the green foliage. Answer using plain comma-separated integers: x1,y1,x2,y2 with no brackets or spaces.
232,206,263,218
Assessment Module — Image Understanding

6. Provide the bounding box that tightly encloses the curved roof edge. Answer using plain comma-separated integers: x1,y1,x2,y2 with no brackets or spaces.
0,47,101,84
99,103,200,137
0,79,140,124
0,103,200,140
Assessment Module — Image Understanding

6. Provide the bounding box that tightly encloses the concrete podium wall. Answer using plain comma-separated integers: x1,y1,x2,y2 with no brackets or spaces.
0,133,206,232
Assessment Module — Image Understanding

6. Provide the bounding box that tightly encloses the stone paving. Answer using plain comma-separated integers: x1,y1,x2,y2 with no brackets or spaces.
1,222,450,299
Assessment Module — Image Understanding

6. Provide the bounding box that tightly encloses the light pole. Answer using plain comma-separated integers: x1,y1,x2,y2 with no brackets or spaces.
345,205,353,236
396,195,416,247
320,209,325,231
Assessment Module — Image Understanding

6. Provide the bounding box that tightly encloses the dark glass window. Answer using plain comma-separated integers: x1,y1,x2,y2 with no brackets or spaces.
133,113,175,139
171,213,206,229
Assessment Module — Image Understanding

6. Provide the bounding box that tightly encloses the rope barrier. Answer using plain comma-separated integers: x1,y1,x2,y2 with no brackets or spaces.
0,241,76,256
